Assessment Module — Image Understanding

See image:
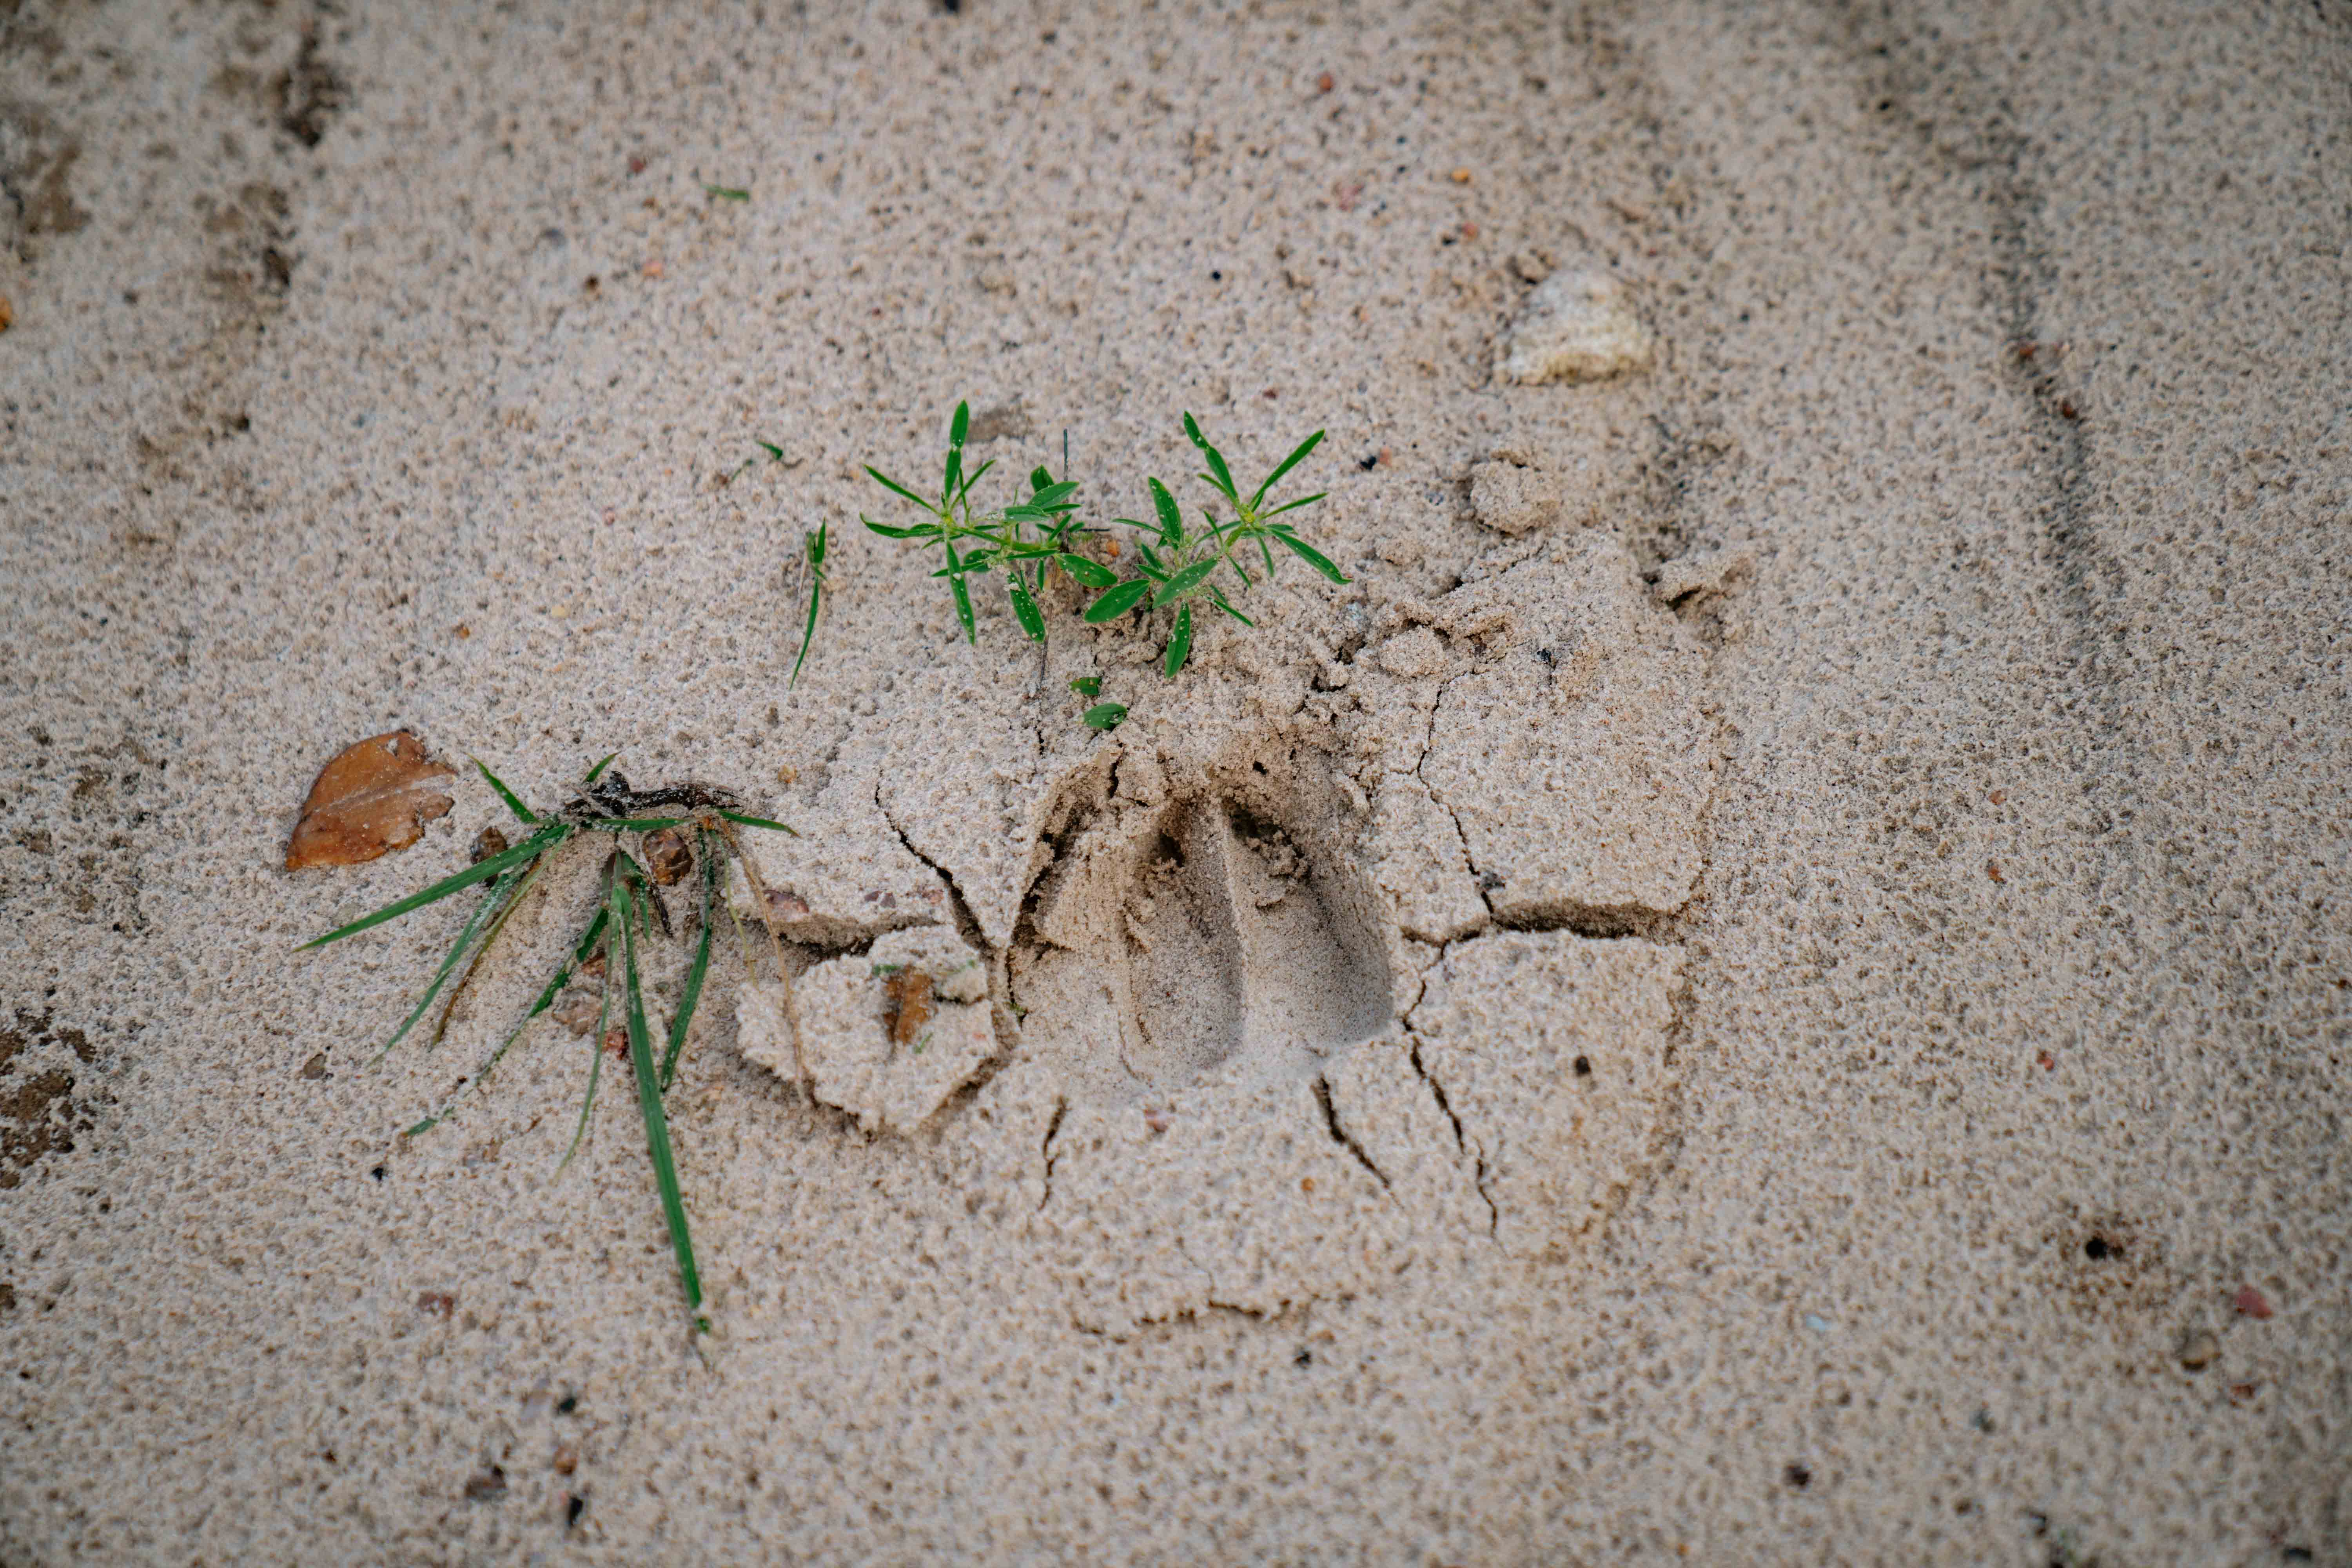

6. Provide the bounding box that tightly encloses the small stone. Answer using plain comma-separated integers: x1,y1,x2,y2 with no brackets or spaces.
299,1052,329,1080
552,1446,578,1476
2177,1330,2220,1371
550,995,603,1036
1468,457,1563,535
463,1466,507,1502
1496,269,1655,385
471,825,510,864
2233,1286,2274,1319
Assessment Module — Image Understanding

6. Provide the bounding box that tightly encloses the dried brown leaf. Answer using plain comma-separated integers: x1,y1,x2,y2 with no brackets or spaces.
285,731,457,870
882,971,935,1048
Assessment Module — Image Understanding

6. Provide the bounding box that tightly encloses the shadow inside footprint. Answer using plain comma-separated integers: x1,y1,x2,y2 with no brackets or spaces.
1014,744,1394,1105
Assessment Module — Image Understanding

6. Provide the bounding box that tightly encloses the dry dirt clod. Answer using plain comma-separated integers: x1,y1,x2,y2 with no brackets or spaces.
642,827,693,885
472,825,510,863
601,1026,629,1060
550,995,603,1036
1496,269,1655,385
284,731,457,870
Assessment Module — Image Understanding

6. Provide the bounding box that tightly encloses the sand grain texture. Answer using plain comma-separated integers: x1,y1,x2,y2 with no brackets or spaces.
2,2,2346,1564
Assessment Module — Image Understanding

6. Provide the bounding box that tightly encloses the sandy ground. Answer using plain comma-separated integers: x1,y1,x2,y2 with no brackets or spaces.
3,0,2348,1562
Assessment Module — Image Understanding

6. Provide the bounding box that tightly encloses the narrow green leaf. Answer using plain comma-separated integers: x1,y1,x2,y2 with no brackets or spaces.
862,516,939,540
659,826,719,1091
756,440,785,461
1069,675,1102,697
578,816,688,832
1263,491,1328,519
1083,578,1153,622
1149,477,1183,545
618,879,702,1313
374,861,530,1059
865,466,934,510
1009,582,1047,642
474,759,540,824
1056,553,1118,589
702,183,750,200
1182,412,1238,500
582,753,619,786
716,810,796,834
1260,535,1278,578
405,904,609,1138
1208,586,1256,626
1083,702,1129,730
1270,528,1351,583
1249,429,1325,508
1026,479,1080,508
949,568,977,642
949,400,971,448
301,824,570,949
952,456,995,508
1152,558,1220,605
1162,605,1194,678
791,522,826,688
561,869,622,1170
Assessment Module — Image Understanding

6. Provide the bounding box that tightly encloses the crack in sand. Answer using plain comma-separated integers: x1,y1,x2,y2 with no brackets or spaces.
1313,1072,1392,1191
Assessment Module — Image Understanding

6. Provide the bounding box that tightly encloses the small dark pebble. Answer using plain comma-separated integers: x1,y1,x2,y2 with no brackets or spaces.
1784,1464,1811,1489
566,1493,587,1528
300,1052,329,1080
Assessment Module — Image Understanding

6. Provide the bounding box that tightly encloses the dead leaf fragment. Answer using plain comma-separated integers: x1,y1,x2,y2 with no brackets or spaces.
881,970,935,1048
285,731,457,870
0,295,13,332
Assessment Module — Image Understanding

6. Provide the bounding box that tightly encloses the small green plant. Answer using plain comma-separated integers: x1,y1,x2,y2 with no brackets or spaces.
301,755,797,1330
1082,413,1347,676
842,403,1346,685
860,401,1107,646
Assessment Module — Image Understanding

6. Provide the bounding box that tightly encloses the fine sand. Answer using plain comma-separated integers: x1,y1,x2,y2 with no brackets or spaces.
2,1,2347,1562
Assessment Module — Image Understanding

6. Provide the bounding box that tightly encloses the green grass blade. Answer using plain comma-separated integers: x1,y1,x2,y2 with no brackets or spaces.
1084,578,1152,622
659,826,719,1091
716,810,796,834
406,904,610,1137
577,815,688,831
301,824,570,949
1263,491,1328,519
791,522,826,687
473,759,541,824
1260,535,1278,578
1148,477,1184,544
1270,528,1350,583
560,891,618,1170
1162,604,1194,678
862,516,939,540
1249,429,1325,509
618,878,704,1315
583,753,619,786
371,860,530,1060
1055,553,1118,589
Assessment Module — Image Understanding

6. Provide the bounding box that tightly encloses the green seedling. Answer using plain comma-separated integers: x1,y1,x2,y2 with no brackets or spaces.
861,401,1101,646
1082,414,1346,677
791,521,828,686
703,183,750,201
301,756,799,1329
1083,702,1129,730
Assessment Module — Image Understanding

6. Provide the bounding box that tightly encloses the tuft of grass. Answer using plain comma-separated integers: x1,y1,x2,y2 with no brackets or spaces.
303,756,795,1329
845,404,1343,691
